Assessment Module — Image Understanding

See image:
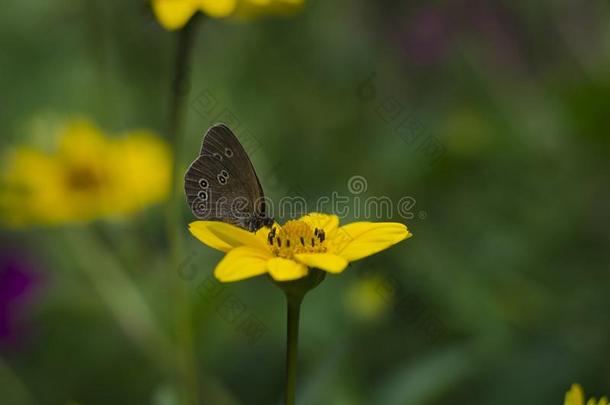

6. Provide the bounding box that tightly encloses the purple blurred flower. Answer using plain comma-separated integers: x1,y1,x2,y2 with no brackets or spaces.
399,1,523,69
0,254,41,346
462,0,523,68
400,6,451,66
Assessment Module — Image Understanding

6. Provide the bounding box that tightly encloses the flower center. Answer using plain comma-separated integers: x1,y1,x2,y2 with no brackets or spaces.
66,164,104,191
268,220,327,259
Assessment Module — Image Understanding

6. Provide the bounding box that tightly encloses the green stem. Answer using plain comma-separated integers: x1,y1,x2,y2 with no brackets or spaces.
168,14,201,143
285,294,303,405
275,270,326,405
165,14,202,405
61,229,173,368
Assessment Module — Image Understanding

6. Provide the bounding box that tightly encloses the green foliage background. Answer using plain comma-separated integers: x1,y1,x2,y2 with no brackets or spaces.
1,0,609,404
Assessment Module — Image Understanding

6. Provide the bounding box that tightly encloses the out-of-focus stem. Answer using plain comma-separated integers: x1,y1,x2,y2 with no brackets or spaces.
165,14,202,405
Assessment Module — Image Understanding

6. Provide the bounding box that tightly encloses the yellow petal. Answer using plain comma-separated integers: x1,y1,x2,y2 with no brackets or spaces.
199,0,237,17
332,222,412,262
188,221,233,252
598,397,608,405
152,0,198,31
298,212,339,234
214,246,271,282
189,221,269,252
566,384,585,405
294,253,348,273
246,0,272,5
110,130,171,211
267,257,308,281
59,119,107,161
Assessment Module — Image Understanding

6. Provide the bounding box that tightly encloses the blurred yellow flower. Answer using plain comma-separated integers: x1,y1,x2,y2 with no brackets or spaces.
0,119,171,227
189,212,411,282
344,275,393,321
565,384,608,405
152,0,305,30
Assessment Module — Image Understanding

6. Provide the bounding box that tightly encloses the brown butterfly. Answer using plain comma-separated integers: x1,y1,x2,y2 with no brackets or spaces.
184,124,274,232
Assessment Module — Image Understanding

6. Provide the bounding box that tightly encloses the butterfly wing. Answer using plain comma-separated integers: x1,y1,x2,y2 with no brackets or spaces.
184,124,266,228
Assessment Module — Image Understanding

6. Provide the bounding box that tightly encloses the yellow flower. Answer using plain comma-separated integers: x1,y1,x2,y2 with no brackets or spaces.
189,213,411,282
0,119,171,227
565,384,609,405
152,0,305,30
